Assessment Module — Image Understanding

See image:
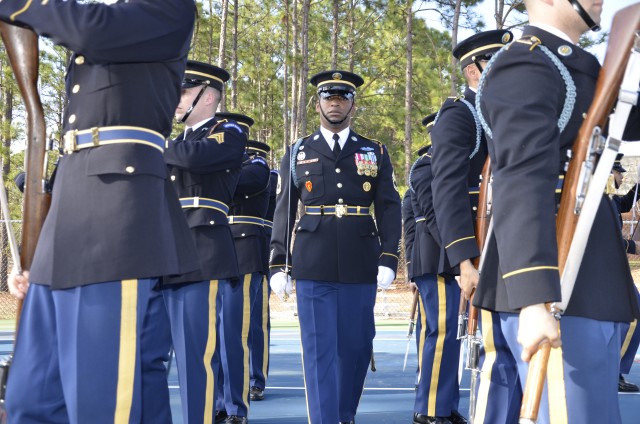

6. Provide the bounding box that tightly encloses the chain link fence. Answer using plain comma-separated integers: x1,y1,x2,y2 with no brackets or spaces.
0,220,20,321
269,240,415,320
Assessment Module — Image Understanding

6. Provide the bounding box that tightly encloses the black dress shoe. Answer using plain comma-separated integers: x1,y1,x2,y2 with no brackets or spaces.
215,410,228,424
339,421,355,424
413,413,453,424
448,410,468,424
250,385,265,401
225,416,248,424
619,374,640,392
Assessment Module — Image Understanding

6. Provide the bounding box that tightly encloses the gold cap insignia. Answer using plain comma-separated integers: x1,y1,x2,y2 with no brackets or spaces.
332,72,343,80
502,33,511,44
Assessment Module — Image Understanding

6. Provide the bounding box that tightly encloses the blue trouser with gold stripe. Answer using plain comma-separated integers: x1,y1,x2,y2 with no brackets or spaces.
6,280,172,424
620,287,640,375
214,274,252,417
296,280,376,424
249,274,270,390
164,279,227,424
501,313,622,424
473,309,521,424
413,273,460,417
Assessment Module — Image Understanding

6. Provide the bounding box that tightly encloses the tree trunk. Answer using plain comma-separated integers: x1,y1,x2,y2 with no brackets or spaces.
450,0,462,96
404,0,413,184
230,0,239,110
0,83,12,291
218,0,229,111
208,0,214,62
290,0,299,140
298,0,311,136
332,0,339,69
348,0,355,71
283,0,291,151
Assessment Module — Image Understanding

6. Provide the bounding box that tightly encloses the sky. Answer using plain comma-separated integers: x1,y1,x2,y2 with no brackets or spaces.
417,0,638,62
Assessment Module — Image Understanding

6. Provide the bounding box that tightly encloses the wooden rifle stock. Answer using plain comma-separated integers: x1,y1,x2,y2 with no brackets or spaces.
520,4,640,422
0,23,49,334
467,157,491,337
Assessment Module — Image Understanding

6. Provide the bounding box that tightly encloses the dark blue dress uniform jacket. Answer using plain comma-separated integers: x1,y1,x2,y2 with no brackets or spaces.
475,26,640,322
263,170,279,273
430,87,487,271
409,151,455,277
0,0,200,289
230,154,271,275
270,129,402,283
401,190,416,281
164,118,247,284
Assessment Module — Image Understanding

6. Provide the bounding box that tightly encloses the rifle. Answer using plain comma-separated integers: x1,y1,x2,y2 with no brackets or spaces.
520,5,640,423
402,289,419,371
0,22,49,419
466,156,492,423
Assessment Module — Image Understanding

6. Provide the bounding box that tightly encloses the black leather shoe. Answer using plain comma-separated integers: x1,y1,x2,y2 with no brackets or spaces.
619,374,640,392
448,410,468,424
215,410,228,424
250,386,265,401
339,421,355,424
225,416,248,424
413,413,452,424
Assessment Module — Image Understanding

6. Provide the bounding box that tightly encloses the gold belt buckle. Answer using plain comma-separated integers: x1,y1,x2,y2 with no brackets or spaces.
335,204,347,218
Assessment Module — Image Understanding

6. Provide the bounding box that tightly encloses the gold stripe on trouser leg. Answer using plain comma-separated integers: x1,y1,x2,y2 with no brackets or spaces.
417,293,428,385
241,274,252,408
547,341,568,424
261,276,270,380
474,309,496,424
621,319,637,358
114,279,138,424
427,276,447,415
203,280,219,424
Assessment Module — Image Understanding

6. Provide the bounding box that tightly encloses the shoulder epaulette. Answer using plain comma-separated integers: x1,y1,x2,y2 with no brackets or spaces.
373,139,385,155
515,35,542,51
291,133,312,145
453,95,465,102
205,121,223,138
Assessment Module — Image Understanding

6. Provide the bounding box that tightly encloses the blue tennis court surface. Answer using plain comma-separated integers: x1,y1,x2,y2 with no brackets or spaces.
166,324,640,423
1,326,637,423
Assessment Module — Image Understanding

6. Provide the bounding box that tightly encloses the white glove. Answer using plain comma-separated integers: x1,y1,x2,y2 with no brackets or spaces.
270,272,293,301
377,266,395,290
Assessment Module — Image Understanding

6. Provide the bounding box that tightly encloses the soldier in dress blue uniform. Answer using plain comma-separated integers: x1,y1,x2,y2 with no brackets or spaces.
247,168,277,401
240,140,276,402
2,1,198,423
163,62,249,424
475,1,640,422
428,30,521,424
211,112,269,423
269,70,401,424
406,114,438,393
409,112,466,424
608,155,640,393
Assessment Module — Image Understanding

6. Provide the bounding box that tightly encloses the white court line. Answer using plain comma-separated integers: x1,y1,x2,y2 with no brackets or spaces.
168,385,472,392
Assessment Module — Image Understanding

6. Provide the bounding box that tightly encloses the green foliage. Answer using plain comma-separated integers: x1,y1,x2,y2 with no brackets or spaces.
7,0,603,197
